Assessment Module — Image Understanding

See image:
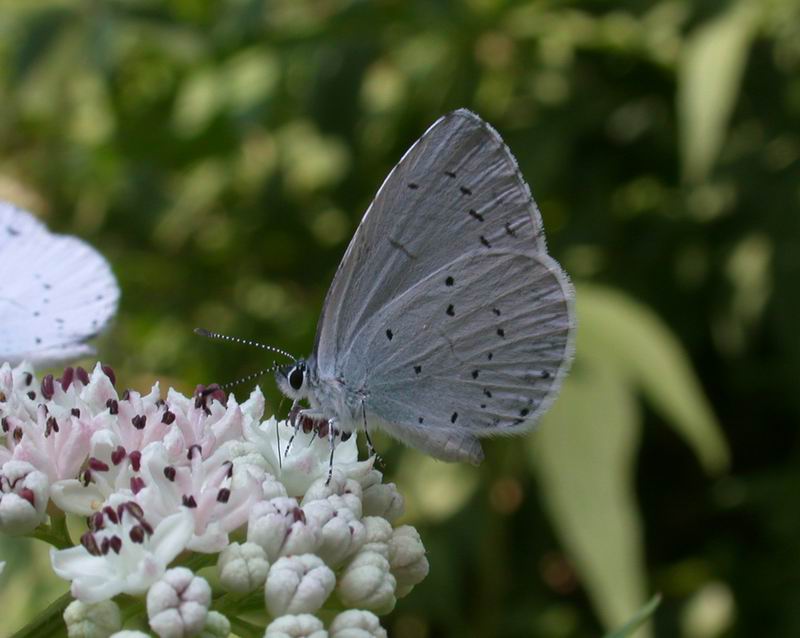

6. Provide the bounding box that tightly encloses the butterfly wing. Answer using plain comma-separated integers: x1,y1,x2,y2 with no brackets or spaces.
311,110,575,463
345,248,573,463
0,203,120,365
314,109,550,376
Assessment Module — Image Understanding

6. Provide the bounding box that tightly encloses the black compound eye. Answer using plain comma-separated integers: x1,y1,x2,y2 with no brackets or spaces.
288,367,304,391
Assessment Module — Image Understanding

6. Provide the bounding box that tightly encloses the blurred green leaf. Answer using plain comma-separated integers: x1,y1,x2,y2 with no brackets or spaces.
604,594,662,638
577,285,730,474
678,0,760,183
531,345,647,634
532,284,729,633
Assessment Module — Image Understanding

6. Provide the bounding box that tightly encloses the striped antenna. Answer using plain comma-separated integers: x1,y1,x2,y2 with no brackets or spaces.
194,328,295,361
219,367,275,391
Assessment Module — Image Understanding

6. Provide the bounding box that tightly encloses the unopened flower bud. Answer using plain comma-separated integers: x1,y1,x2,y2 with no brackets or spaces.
248,497,320,561
147,567,211,638
262,473,289,500
302,472,362,518
264,614,327,638
329,610,387,638
361,517,392,558
265,554,336,617
0,460,49,534
200,611,230,638
337,551,396,615
303,500,366,567
64,599,122,638
388,526,429,597
361,474,404,523
218,542,269,593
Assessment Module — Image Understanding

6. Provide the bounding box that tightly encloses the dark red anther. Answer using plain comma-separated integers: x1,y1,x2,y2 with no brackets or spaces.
41,374,55,400
292,507,306,523
100,537,111,555
187,444,202,460
26,391,35,400
301,415,314,434
23,372,32,386
104,505,119,524
141,520,154,535
163,466,176,481
88,457,110,472
80,532,101,556
182,495,197,508
81,469,92,486
129,450,141,472
71,408,80,418
125,501,145,520
109,535,122,553
91,511,104,531
110,446,126,466
12,427,22,443
316,421,329,438
1,417,8,432
101,364,116,387
76,366,90,385
106,399,119,415
122,389,130,401
45,416,58,436
161,410,175,425
225,462,233,478
130,477,145,494
19,487,35,506
217,488,231,503
131,415,146,430
129,525,145,543
60,367,74,392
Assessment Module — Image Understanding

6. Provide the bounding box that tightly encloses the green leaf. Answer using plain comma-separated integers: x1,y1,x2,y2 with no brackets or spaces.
576,285,730,474
678,0,761,183
530,355,647,634
531,285,729,634
604,594,662,638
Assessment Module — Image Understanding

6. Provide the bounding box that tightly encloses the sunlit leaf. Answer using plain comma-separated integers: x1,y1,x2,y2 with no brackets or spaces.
678,0,760,182
576,285,730,474
531,354,647,633
604,594,662,638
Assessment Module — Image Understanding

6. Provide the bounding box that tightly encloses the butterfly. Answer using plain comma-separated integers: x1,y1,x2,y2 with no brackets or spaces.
202,109,575,467
0,202,119,366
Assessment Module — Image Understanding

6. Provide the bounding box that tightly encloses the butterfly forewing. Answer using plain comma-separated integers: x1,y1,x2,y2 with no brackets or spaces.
310,109,575,463
314,109,550,375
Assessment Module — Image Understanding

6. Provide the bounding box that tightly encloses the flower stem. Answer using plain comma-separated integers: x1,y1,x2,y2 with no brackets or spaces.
228,615,263,638
10,590,72,638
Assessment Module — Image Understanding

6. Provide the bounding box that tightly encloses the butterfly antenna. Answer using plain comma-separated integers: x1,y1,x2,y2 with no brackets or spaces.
194,328,295,361
218,368,273,392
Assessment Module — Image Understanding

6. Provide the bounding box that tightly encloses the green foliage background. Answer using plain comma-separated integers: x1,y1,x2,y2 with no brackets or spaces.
1,0,798,636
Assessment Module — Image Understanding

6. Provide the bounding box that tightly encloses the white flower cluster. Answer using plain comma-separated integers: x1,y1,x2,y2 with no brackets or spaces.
0,361,428,637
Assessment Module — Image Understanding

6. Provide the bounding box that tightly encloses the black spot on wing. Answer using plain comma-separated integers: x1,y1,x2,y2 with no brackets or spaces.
468,209,484,222
460,186,472,196
446,304,454,317
480,236,491,248
407,182,419,189
445,276,454,287
444,170,456,178
386,329,393,341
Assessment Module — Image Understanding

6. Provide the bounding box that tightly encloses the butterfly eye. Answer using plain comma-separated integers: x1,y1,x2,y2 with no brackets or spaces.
288,367,304,391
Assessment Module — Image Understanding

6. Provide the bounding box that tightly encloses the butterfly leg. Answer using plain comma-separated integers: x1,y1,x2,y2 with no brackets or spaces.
325,418,338,486
361,401,385,469
284,400,302,458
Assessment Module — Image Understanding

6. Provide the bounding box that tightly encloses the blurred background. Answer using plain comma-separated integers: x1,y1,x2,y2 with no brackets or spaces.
1,0,799,636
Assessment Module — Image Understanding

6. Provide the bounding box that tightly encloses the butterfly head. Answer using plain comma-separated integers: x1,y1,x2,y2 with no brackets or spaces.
275,359,309,401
